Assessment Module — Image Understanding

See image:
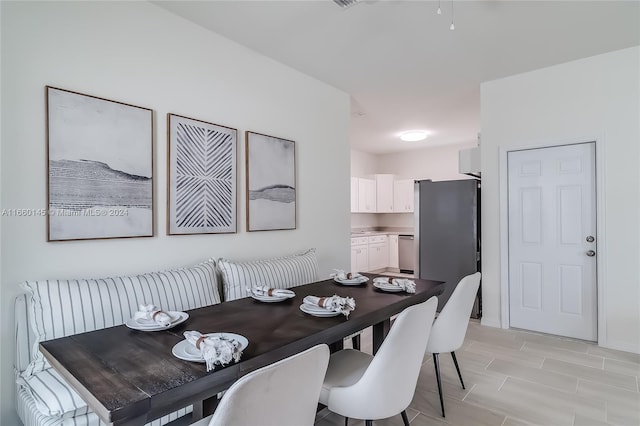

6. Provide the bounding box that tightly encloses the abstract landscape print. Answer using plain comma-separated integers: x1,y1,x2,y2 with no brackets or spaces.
46,87,153,241
246,131,296,231
167,114,237,235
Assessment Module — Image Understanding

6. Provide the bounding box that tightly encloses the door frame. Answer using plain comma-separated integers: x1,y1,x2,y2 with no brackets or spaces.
499,135,606,345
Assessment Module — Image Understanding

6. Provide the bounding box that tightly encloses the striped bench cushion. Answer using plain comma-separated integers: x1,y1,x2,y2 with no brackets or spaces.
20,259,221,377
218,249,319,301
18,368,89,418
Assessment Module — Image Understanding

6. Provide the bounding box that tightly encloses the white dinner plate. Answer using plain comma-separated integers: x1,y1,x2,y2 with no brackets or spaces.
125,311,189,331
373,281,404,293
299,303,341,317
333,276,369,286
172,333,249,363
251,289,295,303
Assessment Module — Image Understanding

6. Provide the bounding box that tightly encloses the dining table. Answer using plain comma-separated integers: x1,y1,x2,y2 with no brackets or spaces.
39,273,443,426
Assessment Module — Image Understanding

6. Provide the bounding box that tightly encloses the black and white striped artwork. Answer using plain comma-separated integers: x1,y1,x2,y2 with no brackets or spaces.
246,131,296,231
168,114,237,234
46,87,153,241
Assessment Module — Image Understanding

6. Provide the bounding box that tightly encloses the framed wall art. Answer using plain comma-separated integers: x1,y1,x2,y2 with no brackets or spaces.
46,86,153,241
245,131,296,232
167,114,237,235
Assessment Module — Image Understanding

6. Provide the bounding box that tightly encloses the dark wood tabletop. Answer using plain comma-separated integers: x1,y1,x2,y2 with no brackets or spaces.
40,274,443,426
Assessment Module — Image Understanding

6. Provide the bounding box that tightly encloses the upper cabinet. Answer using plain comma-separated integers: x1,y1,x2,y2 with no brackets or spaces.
375,174,395,213
393,179,414,213
351,175,413,213
354,178,376,213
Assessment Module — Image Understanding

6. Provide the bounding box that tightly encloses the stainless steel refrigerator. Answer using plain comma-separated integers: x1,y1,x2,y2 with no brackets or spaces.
414,179,481,317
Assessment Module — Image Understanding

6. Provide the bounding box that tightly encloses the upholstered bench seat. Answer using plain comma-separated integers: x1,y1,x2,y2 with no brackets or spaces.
15,259,221,426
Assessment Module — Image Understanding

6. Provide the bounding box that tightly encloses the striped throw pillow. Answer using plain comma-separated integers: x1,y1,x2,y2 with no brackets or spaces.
218,248,319,301
21,259,221,377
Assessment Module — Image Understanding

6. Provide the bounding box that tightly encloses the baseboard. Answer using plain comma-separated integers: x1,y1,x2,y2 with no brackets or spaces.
480,318,502,328
600,340,640,355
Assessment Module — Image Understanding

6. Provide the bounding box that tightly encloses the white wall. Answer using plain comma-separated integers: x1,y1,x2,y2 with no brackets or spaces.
376,142,477,181
0,2,350,424
481,47,640,353
350,149,379,177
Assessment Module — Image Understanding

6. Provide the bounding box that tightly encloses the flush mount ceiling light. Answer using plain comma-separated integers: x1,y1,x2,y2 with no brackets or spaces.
400,130,429,142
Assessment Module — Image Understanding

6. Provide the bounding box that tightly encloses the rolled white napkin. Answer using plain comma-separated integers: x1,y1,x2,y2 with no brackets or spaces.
330,269,363,280
373,277,416,293
249,285,292,297
133,304,173,327
303,294,356,318
183,330,243,372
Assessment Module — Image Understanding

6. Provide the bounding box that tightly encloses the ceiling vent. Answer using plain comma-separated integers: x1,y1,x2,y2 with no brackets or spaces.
333,0,361,9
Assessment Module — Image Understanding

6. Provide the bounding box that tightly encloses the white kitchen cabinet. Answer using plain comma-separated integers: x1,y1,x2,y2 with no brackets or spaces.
368,235,389,271
357,178,376,213
388,234,399,268
393,179,414,212
350,177,359,212
350,237,369,272
375,174,395,213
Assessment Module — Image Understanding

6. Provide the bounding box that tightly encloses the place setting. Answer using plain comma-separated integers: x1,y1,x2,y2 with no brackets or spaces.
300,294,356,318
372,276,416,293
248,285,296,303
172,330,248,372
330,269,369,286
125,303,189,331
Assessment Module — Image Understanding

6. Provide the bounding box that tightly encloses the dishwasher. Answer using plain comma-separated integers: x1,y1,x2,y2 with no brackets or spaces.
398,234,414,274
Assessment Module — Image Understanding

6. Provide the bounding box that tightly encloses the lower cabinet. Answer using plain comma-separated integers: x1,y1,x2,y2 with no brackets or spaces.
351,234,390,272
350,237,369,272
367,235,389,272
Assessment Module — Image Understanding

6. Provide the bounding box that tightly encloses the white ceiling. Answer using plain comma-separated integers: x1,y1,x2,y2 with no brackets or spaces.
155,1,639,154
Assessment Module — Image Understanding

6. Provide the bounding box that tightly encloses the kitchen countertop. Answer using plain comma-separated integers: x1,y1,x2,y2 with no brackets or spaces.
351,229,414,237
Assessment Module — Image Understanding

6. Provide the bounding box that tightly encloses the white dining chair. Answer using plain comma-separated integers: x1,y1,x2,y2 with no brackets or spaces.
426,272,481,417
191,344,330,426
319,296,438,426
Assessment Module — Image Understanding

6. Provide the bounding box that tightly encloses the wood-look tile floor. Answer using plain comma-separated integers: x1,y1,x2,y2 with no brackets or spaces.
315,321,640,426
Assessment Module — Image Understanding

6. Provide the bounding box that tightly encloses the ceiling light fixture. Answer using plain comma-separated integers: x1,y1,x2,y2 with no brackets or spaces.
400,130,429,142
437,0,442,15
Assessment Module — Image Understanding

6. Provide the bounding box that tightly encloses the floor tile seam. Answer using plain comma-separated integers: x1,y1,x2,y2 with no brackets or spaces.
486,363,579,393
457,393,525,425
515,338,591,355
522,342,606,365
543,360,640,392
603,358,640,375
463,350,546,370
460,383,476,402
500,373,593,400
577,377,640,403
407,410,421,423
586,347,640,364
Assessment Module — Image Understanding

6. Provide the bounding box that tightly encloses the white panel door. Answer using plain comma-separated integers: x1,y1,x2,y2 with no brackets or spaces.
508,143,597,341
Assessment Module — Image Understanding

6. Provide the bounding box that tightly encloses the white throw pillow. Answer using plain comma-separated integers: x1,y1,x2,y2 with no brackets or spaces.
218,249,319,301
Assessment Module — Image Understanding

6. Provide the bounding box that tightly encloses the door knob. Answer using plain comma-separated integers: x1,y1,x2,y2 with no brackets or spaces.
586,250,596,257
586,236,595,243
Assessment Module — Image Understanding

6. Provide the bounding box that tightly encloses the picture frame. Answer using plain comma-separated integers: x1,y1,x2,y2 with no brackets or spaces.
46,86,154,241
167,114,237,235
245,131,296,232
